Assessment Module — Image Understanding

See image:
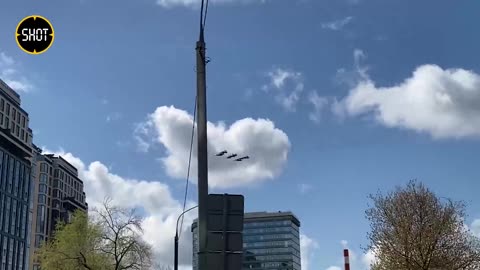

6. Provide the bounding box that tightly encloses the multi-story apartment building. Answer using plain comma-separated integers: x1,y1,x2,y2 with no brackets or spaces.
192,211,302,270
0,79,34,270
29,145,88,270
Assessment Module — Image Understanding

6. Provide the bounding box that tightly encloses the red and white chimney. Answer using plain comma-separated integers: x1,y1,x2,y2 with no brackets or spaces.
344,249,350,270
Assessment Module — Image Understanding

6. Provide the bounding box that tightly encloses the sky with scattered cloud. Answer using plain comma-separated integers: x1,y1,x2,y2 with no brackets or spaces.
1,0,480,269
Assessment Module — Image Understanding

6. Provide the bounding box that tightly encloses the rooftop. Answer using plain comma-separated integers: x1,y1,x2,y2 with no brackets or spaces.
0,79,20,104
192,211,301,227
244,211,300,226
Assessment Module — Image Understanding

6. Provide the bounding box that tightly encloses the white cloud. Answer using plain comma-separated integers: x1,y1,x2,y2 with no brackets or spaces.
42,148,195,268
326,267,342,270
334,49,369,90
308,91,329,123
106,112,122,122
362,248,377,269
470,219,480,237
353,49,368,79
134,121,155,153
300,234,318,270
263,68,304,112
135,105,290,188
0,52,14,66
0,51,33,93
298,183,312,194
156,0,266,8
335,64,480,139
135,136,151,153
321,16,353,31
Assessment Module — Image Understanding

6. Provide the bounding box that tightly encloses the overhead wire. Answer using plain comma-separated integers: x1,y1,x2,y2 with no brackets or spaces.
203,0,210,30
179,96,197,238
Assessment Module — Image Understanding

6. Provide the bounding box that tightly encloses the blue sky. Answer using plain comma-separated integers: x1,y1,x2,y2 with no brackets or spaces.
1,0,480,269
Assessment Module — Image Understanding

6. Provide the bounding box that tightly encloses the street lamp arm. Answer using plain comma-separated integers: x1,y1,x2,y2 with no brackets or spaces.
174,205,198,270
176,205,198,237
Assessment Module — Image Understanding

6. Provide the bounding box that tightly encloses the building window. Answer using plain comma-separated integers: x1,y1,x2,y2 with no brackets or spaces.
39,184,47,193
14,161,20,196
6,103,10,115
0,114,3,126
34,235,44,248
21,115,25,128
4,197,11,233
36,205,46,233
20,129,24,140
24,171,30,201
0,98,4,111
15,126,19,136
38,194,46,204
52,199,60,209
40,174,47,183
0,194,3,226
10,199,17,233
40,163,48,173
12,108,16,120
16,112,20,124
8,156,14,194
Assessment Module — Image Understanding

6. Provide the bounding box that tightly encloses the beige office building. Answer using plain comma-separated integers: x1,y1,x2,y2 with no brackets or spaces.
28,145,88,270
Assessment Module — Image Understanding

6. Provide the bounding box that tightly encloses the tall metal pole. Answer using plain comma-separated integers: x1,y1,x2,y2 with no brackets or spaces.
174,205,198,270
174,235,179,270
196,23,209,270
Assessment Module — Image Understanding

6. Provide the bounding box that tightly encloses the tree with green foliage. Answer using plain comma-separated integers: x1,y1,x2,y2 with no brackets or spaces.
36,199,153,270
36,211,108,270
365,180,480,270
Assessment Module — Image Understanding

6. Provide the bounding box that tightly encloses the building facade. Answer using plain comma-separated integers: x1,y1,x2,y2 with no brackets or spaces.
29,146,88,270
0,79,34,270
192,211,301,270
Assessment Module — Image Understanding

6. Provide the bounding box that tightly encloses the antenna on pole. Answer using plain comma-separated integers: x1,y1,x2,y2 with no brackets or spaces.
199,0,205,40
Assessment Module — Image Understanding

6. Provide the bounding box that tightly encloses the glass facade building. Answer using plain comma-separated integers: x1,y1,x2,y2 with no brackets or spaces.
0,79,34,270
192,211,301,270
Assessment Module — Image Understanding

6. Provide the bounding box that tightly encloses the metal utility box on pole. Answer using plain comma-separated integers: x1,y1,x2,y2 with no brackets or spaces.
206,194,244,270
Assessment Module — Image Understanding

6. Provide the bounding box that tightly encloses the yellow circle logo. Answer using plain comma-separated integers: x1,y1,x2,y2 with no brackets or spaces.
16,15,55,55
